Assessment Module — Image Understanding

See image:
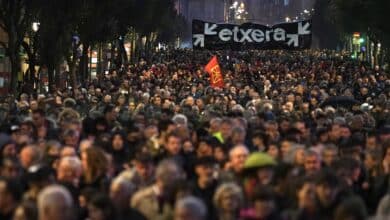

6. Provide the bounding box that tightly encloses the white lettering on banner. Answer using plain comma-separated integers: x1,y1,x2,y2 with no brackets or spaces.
298,22,311,35
265,30,273,42
251,29,265,42
193,20,312,48
239,29,253,42
205,23,217,35
233,26,240,42
274,28,286,41
286,34,298,47
193,34,205,47
219,29,232,41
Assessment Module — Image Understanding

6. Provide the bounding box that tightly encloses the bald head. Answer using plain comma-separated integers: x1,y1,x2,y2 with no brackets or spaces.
20,145,41,169
229,145,249,173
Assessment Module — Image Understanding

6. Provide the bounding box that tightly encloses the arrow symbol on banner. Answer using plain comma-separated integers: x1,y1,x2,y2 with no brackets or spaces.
193,34,205,47
287,34,299,47
204,23,217,35
298,22,311,35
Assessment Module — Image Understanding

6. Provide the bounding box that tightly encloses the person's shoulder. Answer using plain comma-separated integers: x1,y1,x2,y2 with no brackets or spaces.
131,185,156,205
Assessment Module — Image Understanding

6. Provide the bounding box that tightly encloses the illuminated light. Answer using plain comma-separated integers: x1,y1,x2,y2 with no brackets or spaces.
359,38,365,43
32,22,40,32
353,32,360,38
378,43,381,47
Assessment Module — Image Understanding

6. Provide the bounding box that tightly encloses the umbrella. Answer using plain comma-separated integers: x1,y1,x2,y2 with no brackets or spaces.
320,96,360,108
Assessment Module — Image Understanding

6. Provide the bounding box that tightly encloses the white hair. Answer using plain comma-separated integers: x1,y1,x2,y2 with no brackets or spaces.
111,174,135,194
38,185,74,220
176,196,207,220
229,144,249,159
231,104,245,113
376,194,390,218
59,156,82,173
172,114,188,126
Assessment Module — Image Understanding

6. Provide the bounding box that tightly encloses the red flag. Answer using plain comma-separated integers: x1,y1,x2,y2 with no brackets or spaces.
205,56,224,88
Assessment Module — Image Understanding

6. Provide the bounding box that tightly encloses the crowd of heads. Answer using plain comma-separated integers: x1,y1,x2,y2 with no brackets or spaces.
0,49,390,220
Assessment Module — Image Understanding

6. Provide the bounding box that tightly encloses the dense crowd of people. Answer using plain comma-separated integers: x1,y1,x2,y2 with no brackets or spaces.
0,49,390,220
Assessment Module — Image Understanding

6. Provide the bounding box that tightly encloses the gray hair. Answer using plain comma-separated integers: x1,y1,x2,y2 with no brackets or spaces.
172,114,188,126
210,117,222,125
59,156,82,173
231,104,245,113
155,159,182,183
376,194,390,218
111,175,136,194
213,183,244,209
229,144,249,159
175,196,207,220
37,185,74,220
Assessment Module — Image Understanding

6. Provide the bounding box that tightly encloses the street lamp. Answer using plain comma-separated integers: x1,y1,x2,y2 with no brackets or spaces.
285,17,291,22
32,22,40,32
228,1,247,24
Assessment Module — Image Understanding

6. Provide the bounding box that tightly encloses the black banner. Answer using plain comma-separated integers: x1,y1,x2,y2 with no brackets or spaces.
192,19,312,50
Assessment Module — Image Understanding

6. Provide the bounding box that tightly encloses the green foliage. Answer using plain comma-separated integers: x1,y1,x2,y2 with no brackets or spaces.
0,0,186,90
0,0,36,93
330,0,390,45
330,0,390,63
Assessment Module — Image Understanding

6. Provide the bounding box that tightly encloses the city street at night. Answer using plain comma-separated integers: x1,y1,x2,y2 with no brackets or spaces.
0,1,390,220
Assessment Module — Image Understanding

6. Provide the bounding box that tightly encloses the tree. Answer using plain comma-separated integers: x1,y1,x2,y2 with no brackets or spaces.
34,0,79,92
330,0,390,64
76,0,122,81
131,0,183,60
0,0,34,94
311,0,342,49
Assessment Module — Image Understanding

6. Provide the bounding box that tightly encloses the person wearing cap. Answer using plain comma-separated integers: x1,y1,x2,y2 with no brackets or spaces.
242,152,277,201
192,156,218,220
